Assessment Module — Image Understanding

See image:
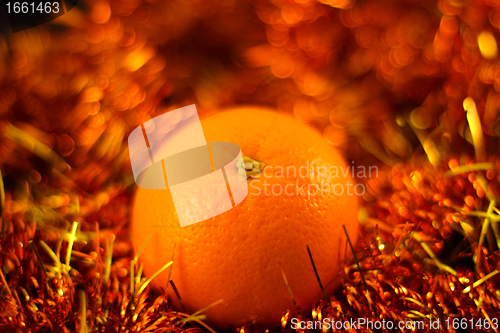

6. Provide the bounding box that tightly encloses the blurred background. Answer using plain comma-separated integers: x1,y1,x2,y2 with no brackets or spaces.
3,0,493,189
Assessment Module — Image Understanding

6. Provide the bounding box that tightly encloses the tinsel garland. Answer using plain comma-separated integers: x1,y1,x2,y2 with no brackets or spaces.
1,0,500,332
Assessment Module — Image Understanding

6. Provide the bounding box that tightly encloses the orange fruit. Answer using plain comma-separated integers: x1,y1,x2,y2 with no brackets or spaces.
131,106,359,329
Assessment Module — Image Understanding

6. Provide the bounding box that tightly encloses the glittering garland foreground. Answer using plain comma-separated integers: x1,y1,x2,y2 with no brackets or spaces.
2,0,500,332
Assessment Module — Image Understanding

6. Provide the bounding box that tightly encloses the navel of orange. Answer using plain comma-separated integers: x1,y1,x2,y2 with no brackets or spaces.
132,106,359,329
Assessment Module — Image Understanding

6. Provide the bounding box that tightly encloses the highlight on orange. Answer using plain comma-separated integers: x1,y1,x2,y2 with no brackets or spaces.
128,105,248,227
